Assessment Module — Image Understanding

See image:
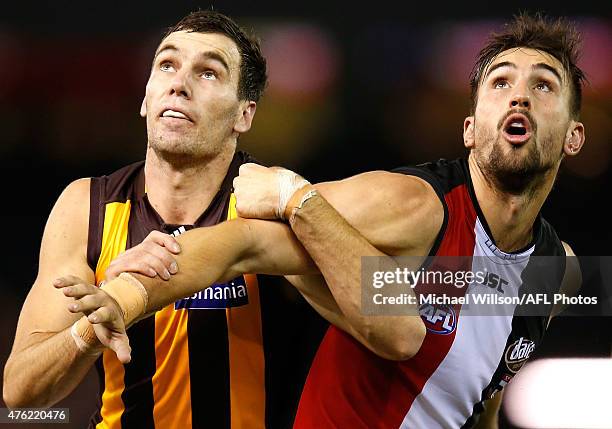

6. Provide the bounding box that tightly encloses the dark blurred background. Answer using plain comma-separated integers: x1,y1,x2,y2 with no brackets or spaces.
0,1,610,428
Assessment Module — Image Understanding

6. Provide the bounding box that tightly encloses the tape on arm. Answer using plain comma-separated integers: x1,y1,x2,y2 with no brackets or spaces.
100,272,148,326
276,169,317,221
70,273,147,355
284,185,318,223
70,317,103,355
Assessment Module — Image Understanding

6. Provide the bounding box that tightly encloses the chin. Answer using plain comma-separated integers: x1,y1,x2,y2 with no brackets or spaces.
477,143,543,193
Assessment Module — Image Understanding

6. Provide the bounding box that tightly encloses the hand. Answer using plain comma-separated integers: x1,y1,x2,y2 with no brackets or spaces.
54,276,132,363
233,163,309,220
105,230,181,281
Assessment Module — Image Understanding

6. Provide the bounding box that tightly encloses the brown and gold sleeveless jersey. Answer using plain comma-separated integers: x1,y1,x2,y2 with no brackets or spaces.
86,151,280,429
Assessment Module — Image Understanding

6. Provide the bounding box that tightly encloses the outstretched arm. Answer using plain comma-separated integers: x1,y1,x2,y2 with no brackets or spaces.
258,169,442,359
57,166,443,361
55,217,322,353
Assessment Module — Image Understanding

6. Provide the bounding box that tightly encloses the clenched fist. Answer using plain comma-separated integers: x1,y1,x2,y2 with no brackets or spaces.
233,163,311,220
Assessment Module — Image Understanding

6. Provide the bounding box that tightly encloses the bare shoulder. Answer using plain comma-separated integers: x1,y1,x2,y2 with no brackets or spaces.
561,241,576,257
41,178,91,244
39,177,92,276
315,171,444,255
561,241,581,290
549,241,582,319
55,178,91,211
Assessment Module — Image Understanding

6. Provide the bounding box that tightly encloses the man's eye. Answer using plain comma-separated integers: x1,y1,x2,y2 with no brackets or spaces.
160,62,174,72
494,79,509,89
535,81,551,92
202,71,217,80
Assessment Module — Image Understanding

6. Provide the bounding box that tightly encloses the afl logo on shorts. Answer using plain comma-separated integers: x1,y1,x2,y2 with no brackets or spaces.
505,337,535,373
419,304,457,335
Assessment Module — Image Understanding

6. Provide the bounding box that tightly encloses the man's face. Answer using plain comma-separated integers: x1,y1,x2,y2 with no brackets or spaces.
465,47,580,193
141,31,253,160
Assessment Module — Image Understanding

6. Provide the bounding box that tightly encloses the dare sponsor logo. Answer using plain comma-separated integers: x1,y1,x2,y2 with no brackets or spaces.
504,337,535,373
174,276,249,310
419,303,457,335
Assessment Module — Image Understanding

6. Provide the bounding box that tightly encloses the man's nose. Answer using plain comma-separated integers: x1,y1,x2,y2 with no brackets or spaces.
510,90,530,109
169,71,191,98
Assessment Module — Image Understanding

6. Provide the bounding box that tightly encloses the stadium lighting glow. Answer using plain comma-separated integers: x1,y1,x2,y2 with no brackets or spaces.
505,358,612,428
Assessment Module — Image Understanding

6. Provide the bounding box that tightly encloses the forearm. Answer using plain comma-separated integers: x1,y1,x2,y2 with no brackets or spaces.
134,219,254,314
4,329,99,408
290,195,425,359
285,275,354,334
96,217,318,335
473,393,502,429
288,275,387,354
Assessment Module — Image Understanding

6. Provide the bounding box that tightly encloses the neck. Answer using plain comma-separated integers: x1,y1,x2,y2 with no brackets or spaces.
467,153,557,253
144,144,236,225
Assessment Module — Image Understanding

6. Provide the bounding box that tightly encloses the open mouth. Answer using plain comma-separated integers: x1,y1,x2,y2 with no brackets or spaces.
507,122,527,136
502,114,532,145
160,109,193,123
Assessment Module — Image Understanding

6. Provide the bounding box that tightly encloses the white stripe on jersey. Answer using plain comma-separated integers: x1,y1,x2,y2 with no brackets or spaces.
400,219,533,428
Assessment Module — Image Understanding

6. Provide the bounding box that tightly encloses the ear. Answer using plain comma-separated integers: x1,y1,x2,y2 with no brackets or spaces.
563,120,585,157
233,101,257,134
140,81,151,118
140,96,147,118
463,116,475,149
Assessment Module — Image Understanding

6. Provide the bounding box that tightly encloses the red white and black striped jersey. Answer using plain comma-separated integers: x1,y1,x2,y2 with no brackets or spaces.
294,158,566,429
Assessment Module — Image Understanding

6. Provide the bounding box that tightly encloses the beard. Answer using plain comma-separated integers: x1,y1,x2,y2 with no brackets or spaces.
474,113,562,195
146,120,228,169
483,139,548,195
148,133,207,168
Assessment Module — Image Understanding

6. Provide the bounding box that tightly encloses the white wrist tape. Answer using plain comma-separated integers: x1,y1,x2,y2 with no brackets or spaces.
276,170,311,220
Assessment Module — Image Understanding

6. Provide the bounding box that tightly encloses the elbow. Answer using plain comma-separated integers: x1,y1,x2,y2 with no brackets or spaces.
365,318,426,361
3,360,48,408
3,389,45,409
385,322,426,361
3,362,23,408
3,383,23,409
3,381,50,409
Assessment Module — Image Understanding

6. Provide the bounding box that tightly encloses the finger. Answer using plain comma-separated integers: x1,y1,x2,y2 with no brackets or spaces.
112,336,132,364
145,231,181,253
238,163,250,175
104,267,119,281
139,252,174,280
69,294,111,315
87,307,115,324
142,244,179,274
238,162,263,175
235,200,247,217
106,255,158,279
62,282,98,299
53,275,87,288
232,176,242,191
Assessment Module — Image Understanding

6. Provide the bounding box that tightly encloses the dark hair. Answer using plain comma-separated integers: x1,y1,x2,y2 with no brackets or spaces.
163,10,267,102
469,12,585,118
